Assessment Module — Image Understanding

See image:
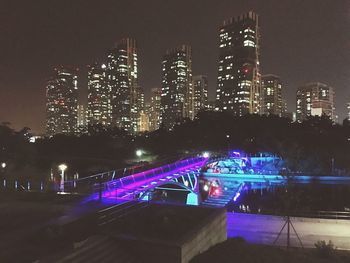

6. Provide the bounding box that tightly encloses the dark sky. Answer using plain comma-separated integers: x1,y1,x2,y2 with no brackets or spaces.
0,0,349,133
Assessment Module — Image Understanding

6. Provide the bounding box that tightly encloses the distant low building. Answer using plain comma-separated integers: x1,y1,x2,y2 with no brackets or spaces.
261,74,283,116
296,82,335,122
149,88,161,131
193,75,208,116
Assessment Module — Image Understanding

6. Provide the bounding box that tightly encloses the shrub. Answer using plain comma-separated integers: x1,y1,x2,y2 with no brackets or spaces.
314,240,335,258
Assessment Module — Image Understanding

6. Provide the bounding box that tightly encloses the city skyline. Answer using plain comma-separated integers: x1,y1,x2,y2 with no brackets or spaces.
0,0,349,133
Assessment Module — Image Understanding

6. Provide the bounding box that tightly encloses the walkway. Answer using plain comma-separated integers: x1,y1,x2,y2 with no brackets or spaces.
227,213,350,250
83,157,206,203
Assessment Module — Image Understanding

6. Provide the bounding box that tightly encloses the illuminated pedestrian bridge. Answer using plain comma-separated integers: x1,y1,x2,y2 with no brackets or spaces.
79,151,350,208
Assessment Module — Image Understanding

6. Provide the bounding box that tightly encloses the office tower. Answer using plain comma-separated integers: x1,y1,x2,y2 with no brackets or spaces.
261,74,283,116
207,101,216,111
347,102,350,120
77,104,87,127
216,11,261,115
296,82,335,122
106,38,141,133
139,111,150,132
161,45,193,129
149,88,162,131
46,66,79,136
193,75,208,116
87,63,111,126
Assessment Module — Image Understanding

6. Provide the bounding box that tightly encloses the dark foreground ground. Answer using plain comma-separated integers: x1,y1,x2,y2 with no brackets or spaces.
191,238,350,263
0,191,87,262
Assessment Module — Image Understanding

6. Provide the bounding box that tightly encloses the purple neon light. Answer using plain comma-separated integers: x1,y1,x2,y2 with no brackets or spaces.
105,160,206,198
83,157,208,203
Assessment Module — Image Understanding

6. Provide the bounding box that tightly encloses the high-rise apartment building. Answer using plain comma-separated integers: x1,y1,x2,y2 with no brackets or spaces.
193,75,208,116
87,63,111,126
216,11,261,115
106,38,141,133
149,88,162,131
77,104,87,127
296,82,335,122
160,45,193,129
261,74,283,116
46,66,79,136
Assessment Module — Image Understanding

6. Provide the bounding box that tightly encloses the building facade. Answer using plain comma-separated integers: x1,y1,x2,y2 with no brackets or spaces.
77,104,87,128
261,74,283,116
216,11,261,115
87,63,111,126
193,75,208,116
106,38,141,133
149,88,162,131
296,82,335,122
160,45,193,129
46,66,79,136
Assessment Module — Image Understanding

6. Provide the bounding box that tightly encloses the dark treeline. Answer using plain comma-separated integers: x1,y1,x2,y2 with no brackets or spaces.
1,113,350,180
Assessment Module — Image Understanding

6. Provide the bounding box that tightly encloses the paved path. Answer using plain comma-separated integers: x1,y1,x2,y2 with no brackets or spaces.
227,213,350,250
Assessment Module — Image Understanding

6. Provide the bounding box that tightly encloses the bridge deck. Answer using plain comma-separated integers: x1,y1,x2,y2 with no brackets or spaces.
83,158,206,204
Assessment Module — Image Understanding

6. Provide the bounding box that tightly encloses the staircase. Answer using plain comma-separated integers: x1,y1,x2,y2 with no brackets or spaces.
201,183,243,208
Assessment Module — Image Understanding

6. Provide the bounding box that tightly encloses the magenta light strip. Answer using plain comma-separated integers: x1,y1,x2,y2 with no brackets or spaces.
104,160,206,199
81,158,207,203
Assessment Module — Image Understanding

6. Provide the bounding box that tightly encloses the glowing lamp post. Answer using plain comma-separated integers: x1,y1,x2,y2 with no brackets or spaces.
58,164,67,192
136,149,143,157
1,162,6,169
202,152,210,158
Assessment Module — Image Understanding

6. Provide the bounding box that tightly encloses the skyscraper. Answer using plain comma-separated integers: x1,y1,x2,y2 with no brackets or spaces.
149,88,162,131
347,102,350,120
161,45,193,129
216,11,261,115
193,75,208,116
296,82,335,122
106,38,141,133
77,104,87,128
261,74,283,116
46,66,79,136
87,63,111,126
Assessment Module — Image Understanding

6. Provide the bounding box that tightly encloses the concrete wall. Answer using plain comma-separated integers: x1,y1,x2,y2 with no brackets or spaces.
180,209,227,263
116,208,227,263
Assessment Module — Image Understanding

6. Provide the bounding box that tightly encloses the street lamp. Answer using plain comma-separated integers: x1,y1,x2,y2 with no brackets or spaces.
202,152,210,158
58,164,67,192
1,162,6,169
226,134,230,151
136,149,143,157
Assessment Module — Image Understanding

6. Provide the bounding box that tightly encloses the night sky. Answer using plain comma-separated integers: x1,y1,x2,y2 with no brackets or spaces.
0,0,349,133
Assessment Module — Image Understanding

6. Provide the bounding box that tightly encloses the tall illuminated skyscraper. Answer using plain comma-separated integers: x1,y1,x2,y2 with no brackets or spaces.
296,82,335,122
46,66,79,136
77,104,87,127
261,74,283,116
216,11,261,115
106,38,141,133
87,63,111,126
193,75,208,116
149,87,162,131
161,45,193,129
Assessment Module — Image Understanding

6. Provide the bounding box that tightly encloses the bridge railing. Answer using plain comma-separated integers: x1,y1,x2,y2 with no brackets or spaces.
240,209,350,220
0,155,206,197
98,157,205,195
